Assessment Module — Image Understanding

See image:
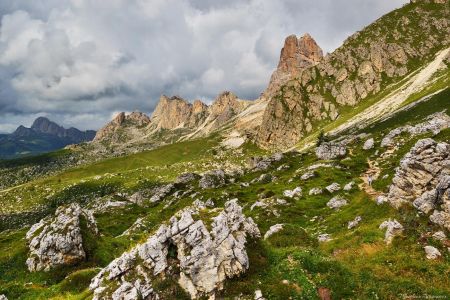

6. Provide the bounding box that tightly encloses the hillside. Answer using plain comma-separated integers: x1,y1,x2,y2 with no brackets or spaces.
0,1,450,300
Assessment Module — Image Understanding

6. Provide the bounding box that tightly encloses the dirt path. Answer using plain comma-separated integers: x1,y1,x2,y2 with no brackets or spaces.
359,158,383,199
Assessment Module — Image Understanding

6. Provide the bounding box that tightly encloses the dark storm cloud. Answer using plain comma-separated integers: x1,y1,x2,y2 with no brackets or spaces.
0,0,407,133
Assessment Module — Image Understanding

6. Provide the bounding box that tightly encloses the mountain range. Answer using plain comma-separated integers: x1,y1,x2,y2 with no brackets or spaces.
0,1,449,299
0,117,96,159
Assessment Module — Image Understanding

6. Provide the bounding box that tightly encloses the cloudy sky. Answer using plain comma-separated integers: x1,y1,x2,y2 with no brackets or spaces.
0,0,407,133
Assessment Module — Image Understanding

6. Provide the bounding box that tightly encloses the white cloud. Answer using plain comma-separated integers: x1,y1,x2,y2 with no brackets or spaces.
0,0,407,132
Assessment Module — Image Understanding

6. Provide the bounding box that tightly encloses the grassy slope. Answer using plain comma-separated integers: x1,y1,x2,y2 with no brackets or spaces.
0,90,449,299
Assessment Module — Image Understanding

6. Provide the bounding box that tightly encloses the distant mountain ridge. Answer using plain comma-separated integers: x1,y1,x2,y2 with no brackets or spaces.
0,117,96,159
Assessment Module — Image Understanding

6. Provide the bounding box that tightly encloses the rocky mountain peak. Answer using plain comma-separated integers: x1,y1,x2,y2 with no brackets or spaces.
278,33,323,75
192,99,208,114
264,33,323,99
151,95,194,130
31,117,63,135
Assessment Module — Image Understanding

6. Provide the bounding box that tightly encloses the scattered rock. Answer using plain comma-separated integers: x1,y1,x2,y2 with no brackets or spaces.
318,234,332,242
327,196,348,210
150,183,175,203
248,153,284,171
309,187,323,195
90,199,260,300
255,289,266,300
432,231,446,241
199,169,226,189
348,216,362,229
326,183,341,193
315,142,347,160
343,181,355,191
424,246,441,260
429,210,450,231
253,173,273,184
379,219,403,244
283,187,303,198
26,203,97,272
376,195,388,205
264,224,284,240
0,295,8,300
301,172,315,180
363,138,375,150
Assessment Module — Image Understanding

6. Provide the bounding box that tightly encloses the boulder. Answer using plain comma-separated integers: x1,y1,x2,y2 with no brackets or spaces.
318,234,332,242
309,187,323,195
363,138,375,150
424,246,441,260
432,231,447,241
283,187,302,198
327,196,348,210
301,172,315,180
26,203,97,272
379,219,403,244
264,224,284,240
343,181,355,191
348,216,362,229
255,289,266,300
316,142,347,160
90,199,260,300
326,183,341,193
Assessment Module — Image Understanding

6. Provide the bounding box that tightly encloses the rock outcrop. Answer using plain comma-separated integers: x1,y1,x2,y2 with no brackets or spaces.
93,111,151,143
89,199,260,299
257,2,450,149
26,203,97,272
386,138,450,230
379,219,403,244
316,142,347,160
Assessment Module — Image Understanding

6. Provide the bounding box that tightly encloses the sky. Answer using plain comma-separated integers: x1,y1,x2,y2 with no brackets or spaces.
0,0,407,133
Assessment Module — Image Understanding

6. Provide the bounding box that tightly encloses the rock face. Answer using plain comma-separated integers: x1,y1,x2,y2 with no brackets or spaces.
89,199,260,300
257,2,450,149
151,95,208,130
386,138,450,230
316,142,347,160
26,203,97,272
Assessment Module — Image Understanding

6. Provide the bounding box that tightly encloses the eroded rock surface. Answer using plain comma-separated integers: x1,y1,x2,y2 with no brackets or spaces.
90,199,260,299
26,203,97,272
386,138,450,230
